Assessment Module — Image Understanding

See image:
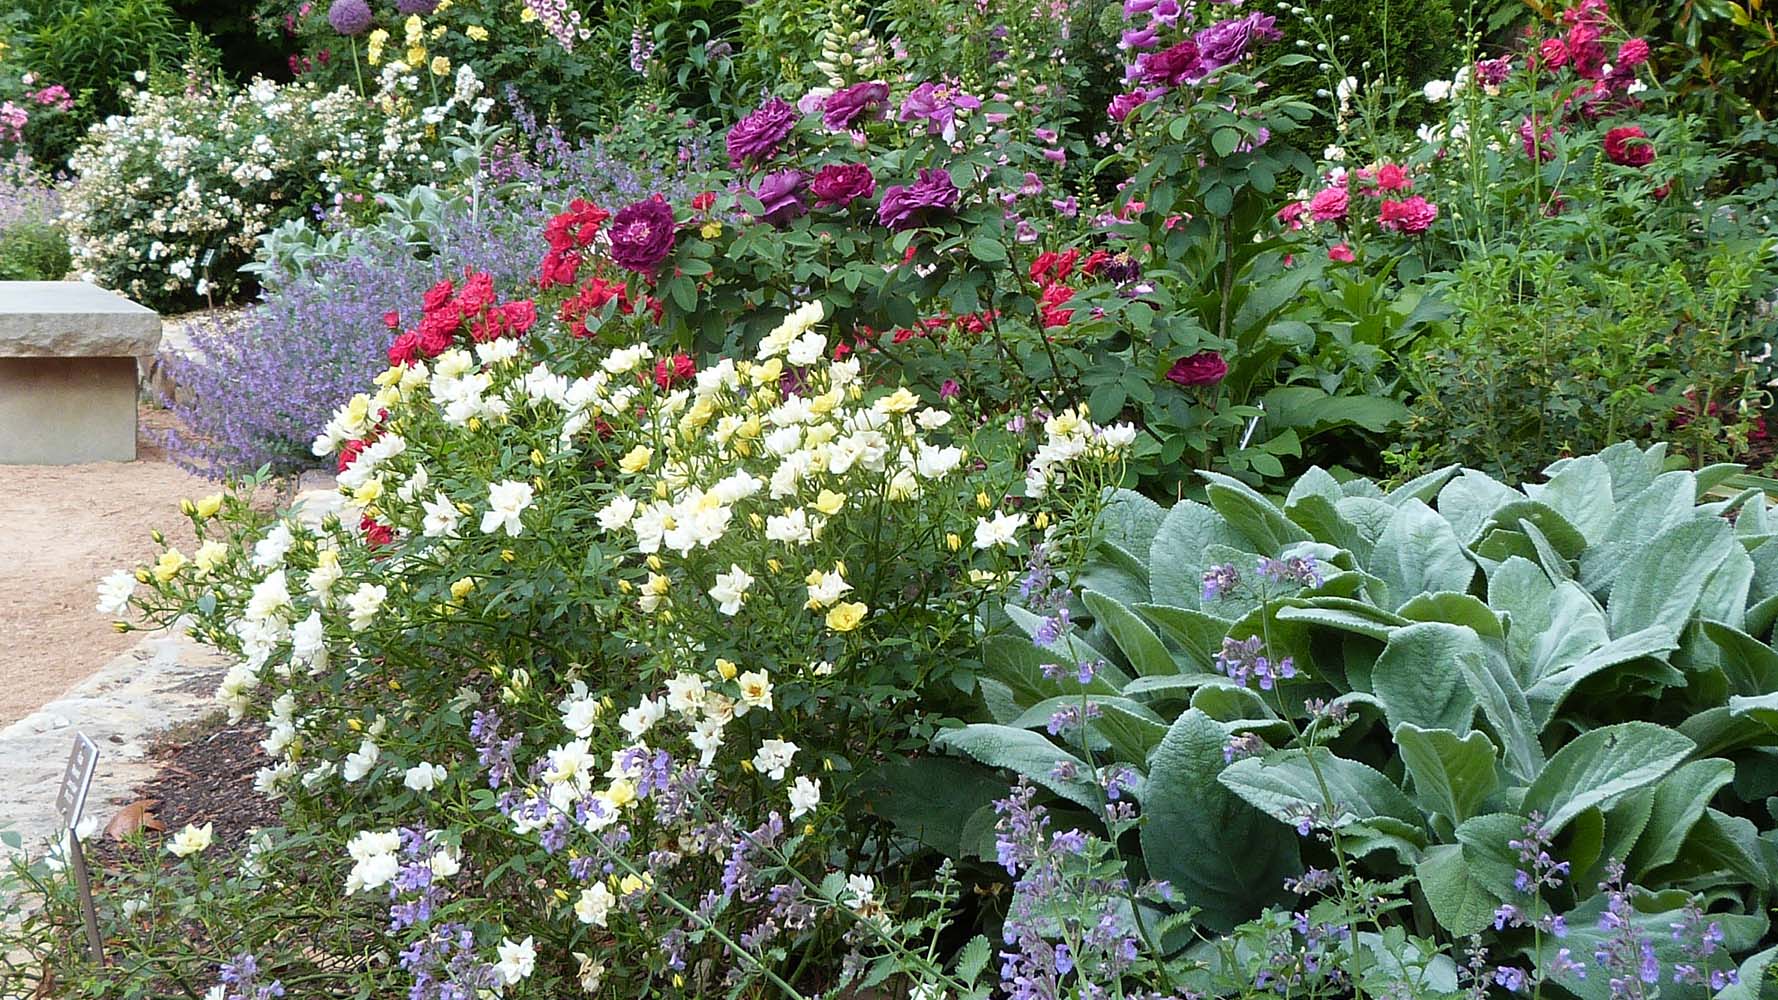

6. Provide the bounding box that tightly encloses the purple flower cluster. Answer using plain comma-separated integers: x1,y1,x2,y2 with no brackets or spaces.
1215,634,1296,690
1202,562,1241,602
1595,860,1655,999
1670,903,1737,990
1111,7,1280,117
398,923,501,999
214,954,285,1000
897,81,982,143
326,0,372,35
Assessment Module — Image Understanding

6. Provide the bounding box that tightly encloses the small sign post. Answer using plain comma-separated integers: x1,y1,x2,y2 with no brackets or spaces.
57,733,103,964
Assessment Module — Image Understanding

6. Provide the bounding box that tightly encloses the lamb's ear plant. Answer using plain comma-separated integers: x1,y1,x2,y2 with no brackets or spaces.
932,440,1778,990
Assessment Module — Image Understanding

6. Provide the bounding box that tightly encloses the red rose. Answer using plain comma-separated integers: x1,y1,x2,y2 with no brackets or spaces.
1327,243,1355,263
1603,125,1654,167
653,353,696,388
381,310,401,329
386,331,422,366
539,249,581,289
359,515,394,548
1373,163,1413,192
421,279,454,313
543,198,610,251
338,438,367,472
691,191,717,212
1039,284,1075,328
1537,37,1569,70
1166,351,1229,387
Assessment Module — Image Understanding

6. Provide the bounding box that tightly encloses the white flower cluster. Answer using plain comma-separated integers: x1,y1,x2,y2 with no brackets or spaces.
63,66,482,305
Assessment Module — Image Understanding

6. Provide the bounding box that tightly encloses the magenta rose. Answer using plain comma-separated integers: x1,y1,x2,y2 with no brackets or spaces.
1306,185,1348,223
607,195,677,273
1377,195,1439,234
1604,125,1655,167
1193,12,1280,71
1166,351,1229,388
877,168,960,230
1141,39,1204,85
751,170,809,226
822,81,889,131
726,97,797,168
1107,88,1157,122
811,163,876,208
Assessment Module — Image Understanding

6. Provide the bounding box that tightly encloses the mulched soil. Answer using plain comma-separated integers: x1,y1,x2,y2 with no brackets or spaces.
87,714,277,869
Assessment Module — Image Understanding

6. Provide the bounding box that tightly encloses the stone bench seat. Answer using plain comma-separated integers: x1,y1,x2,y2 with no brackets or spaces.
1,281,161,464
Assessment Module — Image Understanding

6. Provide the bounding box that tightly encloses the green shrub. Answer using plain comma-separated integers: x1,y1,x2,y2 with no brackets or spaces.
0,218,69,279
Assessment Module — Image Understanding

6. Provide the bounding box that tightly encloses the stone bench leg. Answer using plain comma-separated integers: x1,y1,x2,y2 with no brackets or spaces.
0,356,139,464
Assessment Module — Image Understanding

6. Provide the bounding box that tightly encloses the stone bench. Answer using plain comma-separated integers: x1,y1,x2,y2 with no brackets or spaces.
0,281,161,464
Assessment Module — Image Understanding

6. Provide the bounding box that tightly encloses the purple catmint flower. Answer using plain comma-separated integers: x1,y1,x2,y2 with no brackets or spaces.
1202,562,1241,601
327,0,373,35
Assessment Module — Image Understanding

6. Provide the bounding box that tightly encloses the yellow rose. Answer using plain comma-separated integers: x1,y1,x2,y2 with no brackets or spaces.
404,14,424,39
429,23,446,39
813,489,846,516
946,532,962,552
604,779,637,809
877,387,920,414
617,872,651,895
520,5,538,21
825,601,868,633
406,44,428,66
450,577,475,601
715,658,738,680
619,446,652,474
465,24,489,41
430,55,451,76
192,540,229,576
699,220,722,239
152,549,188,583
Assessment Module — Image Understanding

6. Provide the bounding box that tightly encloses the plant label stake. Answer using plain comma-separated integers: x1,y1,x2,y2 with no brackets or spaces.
56,732,104,964
1239,402,1265,450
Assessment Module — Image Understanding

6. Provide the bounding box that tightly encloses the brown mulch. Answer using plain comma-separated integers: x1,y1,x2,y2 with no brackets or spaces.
88,715,278,868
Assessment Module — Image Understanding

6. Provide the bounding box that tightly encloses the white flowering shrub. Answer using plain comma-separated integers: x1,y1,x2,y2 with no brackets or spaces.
97,281,1130,993
63,64,489,310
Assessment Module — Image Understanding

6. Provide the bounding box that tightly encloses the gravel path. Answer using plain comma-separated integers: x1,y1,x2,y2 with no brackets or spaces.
0,406,214,727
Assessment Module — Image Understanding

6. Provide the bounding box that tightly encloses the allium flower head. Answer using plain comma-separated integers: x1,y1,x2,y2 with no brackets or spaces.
327,0,373,35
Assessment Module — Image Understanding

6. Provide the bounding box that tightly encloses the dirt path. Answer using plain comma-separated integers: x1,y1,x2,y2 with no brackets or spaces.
0,407,214,726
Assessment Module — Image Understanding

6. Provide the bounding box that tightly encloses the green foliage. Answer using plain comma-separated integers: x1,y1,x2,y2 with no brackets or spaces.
930,441,1778,982
0,217,70,279
6,0,190,166
1395,246,1772,483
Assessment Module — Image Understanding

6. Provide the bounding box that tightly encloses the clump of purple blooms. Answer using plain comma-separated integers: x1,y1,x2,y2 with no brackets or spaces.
1202,555,1321,603
212,953,285,1000
1215,634,1295,690
326,0,373,35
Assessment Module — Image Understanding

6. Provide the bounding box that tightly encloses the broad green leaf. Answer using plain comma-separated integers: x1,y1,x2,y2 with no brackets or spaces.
1285,466,1344,507
1524,580,1609,684
1275,597,1409,641
1525,455,1615,544
1454,812,1536,902
1438,470,1519,545
1585,441,1665,500
1487,556,1555,670
1220,747,1420,829
1096,702,1171,763
1383,465,1460,507
1607,517,1735,638
1098,489,1167,555
1148,500,1251,610
1454,638,1544,780
1626,758,1734,878
1525,625,1679,727
1369,499,1476,611
1674,809,1769,890
1703,620,1778,697
1395,723,1498,826
1715,945,1778,1000
1484,501,1589,558
1522,722,1695,833
1135,604,1232,671
854,756,1010,857
1700,544,1755,629
1416,843,1502,936
1142,710,1299,930
1396,592,1503,640
1083,590,1177,677
1121,673,1228,700
931,724,1102,809
1202,472,1311,552
1372,623,1481,734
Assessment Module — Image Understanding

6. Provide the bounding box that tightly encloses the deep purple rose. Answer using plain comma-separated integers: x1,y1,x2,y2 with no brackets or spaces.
1166,351,1229,387
811,163,876,208
822,81,889,131
726,97,797,168
877,168,960,230
1141,39,1205,85
1193,12,1281,71
751,170,809,226
607,195,677,273
327,0,373,35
